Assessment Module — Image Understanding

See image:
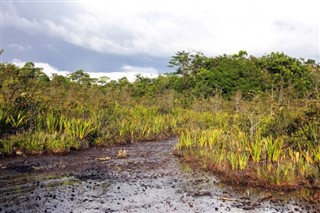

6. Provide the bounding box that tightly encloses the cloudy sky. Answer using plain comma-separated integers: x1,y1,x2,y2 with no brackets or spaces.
1,0,319,80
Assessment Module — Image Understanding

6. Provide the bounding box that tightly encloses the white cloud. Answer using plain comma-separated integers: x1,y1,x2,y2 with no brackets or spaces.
64,0,320,59
88,65,159,82
11,60,158,82
9,43,31,52
121,65,158,74
11,59,70,77
3,0,320,60
91,71,158,82
2,3,43,34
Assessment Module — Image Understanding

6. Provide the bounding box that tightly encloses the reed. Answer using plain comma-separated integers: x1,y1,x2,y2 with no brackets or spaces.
238,152,249,170
228,152,239,170
264,136,283,163
177,130,192,150
6,113,27,129
252,139,263,163
46,112,65,133
64,118,96,140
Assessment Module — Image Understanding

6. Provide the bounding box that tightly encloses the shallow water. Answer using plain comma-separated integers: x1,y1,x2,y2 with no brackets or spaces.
0,138,319,212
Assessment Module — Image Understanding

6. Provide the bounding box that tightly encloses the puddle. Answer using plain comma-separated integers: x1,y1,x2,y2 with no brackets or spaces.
0,138,319,212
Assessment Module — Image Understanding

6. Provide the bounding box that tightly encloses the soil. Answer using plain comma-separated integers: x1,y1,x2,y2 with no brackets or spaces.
0,138,319,213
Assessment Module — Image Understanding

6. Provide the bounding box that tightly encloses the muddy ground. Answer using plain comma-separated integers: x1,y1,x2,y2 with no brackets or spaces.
0,138,319,212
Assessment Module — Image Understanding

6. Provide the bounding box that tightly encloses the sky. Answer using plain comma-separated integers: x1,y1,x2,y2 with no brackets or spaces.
1,0,319,80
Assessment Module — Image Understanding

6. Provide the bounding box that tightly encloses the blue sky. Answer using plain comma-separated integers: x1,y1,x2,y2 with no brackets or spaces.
1,0,319,80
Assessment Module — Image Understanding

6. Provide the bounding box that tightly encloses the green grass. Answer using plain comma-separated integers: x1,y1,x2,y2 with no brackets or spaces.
175,103,320,189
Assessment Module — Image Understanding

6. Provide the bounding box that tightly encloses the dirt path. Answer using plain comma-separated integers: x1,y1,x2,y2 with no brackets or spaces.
0,138,319,212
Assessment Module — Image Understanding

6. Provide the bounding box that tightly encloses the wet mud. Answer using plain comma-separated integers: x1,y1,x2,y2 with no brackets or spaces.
0,138,319,212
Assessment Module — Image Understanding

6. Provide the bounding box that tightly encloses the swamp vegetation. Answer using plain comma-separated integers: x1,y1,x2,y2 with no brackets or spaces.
0,51,319,190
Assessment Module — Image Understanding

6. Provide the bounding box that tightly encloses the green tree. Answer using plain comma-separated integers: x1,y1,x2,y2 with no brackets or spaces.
168,51,206,76
305,59,320,98
51,74,70,87
258,52,313,101
97,76,110,85
191,52,264,98
68,70,95,85
19,62,50,83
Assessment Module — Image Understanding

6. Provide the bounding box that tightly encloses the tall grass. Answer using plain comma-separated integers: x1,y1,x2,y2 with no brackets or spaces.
250,138,263,163
175,102,320,188
6,113,27,129
64,118,96,149
264,136,283,163
46,112,65,133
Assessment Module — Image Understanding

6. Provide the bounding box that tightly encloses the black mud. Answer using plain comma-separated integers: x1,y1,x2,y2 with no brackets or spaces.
0,138,319,212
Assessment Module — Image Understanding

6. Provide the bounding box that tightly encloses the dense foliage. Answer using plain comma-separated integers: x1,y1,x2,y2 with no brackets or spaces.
0,51,319,189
